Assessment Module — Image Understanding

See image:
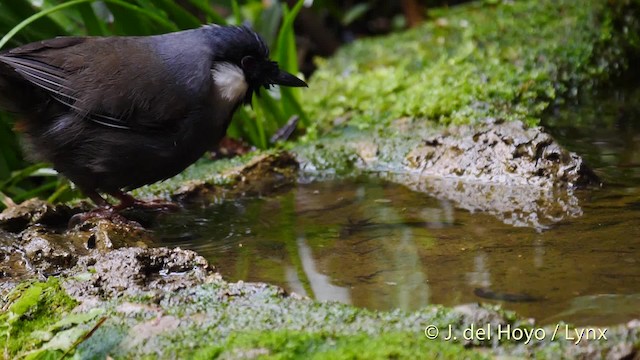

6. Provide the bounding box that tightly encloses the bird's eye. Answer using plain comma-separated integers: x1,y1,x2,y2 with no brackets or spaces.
241,56,257,72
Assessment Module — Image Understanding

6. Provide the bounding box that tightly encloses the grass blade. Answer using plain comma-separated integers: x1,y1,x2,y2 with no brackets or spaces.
0,0,179,49
231,0,243,25
275,0,308,126
138,0,202,29
77,3,106,36
186,0,227,25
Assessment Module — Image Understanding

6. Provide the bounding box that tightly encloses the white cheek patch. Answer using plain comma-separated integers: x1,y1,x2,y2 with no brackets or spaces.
211,62,249,102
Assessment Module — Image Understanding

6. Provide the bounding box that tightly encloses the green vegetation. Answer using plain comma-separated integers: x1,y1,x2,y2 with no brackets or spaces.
305,0,640,133
2,1,640,357
0,276,499,359
2,0,639,208
2,275,637,359
0,0,307,208
193,331,488,359
0,278,79,358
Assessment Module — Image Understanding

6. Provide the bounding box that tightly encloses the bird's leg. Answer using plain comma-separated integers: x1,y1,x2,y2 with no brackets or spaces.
110,190,180,211
110,190,137,210
68,189,179,228
68,190,138,228
86,190,111,208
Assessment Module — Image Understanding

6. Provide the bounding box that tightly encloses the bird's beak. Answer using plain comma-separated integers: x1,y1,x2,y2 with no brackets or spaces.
272,70,308,87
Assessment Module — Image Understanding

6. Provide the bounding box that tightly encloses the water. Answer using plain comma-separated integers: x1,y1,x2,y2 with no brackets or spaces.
153,87,640,326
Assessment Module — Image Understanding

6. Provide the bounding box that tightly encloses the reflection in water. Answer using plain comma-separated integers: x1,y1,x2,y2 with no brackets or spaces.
154,87,640,327
155,174,640,326
297,236,350,303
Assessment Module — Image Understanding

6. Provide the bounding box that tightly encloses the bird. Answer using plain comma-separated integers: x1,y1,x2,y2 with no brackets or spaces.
0,25,307,218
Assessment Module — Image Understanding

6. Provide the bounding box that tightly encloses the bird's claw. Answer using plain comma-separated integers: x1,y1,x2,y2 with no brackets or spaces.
68,207,143,229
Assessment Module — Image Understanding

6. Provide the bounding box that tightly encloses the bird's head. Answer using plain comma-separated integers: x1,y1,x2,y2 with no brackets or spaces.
208,25,307,105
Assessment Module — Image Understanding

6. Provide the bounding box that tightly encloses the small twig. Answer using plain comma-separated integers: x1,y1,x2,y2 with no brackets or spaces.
400,0,426,27
59,317,108,360
270,115,300,144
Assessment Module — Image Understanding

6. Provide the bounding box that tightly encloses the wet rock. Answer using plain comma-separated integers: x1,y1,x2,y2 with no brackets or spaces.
63,247,217,300
0,152,298,285
0,229,27,284
172,151,299,202
452,303,511,327
21,226,80,276
389,174,584,229
0,199,86,233
450,303,524,346
0,218,154,283
299,119,599,230
397,120,599,229
72,218,153,250
232,151,300,195
404,119,599,188
605,343,636,360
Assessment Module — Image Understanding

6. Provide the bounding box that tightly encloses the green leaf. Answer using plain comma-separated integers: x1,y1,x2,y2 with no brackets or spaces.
341,3,371,26
275,0,305,75
0,0,179,49
186,0,227,25
274,0,308,126
144,0,202,29
0,0,67,40
77,3,107,35
231,0,243,25
254,3,282,47
0,163,48,189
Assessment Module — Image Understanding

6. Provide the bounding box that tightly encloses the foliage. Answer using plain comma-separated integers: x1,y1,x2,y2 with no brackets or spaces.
0,0,307,208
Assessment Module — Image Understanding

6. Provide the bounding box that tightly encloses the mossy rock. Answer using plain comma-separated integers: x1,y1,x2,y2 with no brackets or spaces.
304,0,640,133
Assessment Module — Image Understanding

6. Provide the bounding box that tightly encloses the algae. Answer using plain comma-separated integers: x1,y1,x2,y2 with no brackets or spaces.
131,150,297,201
123,0,640,203
192,331,488,359
2,275,638,359
304,0,640,133
0,278,78,358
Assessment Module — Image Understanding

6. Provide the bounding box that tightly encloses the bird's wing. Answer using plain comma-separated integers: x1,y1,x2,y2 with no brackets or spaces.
1,36,197,132
0,52,130,129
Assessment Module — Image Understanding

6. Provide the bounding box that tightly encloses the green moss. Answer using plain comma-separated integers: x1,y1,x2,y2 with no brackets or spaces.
131,149,278,199
0,278,77,358
304,0,640,133
3,277,637,359
122,0,640,197
193,330,488,359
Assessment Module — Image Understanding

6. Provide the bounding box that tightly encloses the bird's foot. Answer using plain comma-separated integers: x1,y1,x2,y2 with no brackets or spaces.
68,190,179,228
68,207,142,228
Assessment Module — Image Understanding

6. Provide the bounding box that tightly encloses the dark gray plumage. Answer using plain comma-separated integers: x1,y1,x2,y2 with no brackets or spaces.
0,25,307,209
